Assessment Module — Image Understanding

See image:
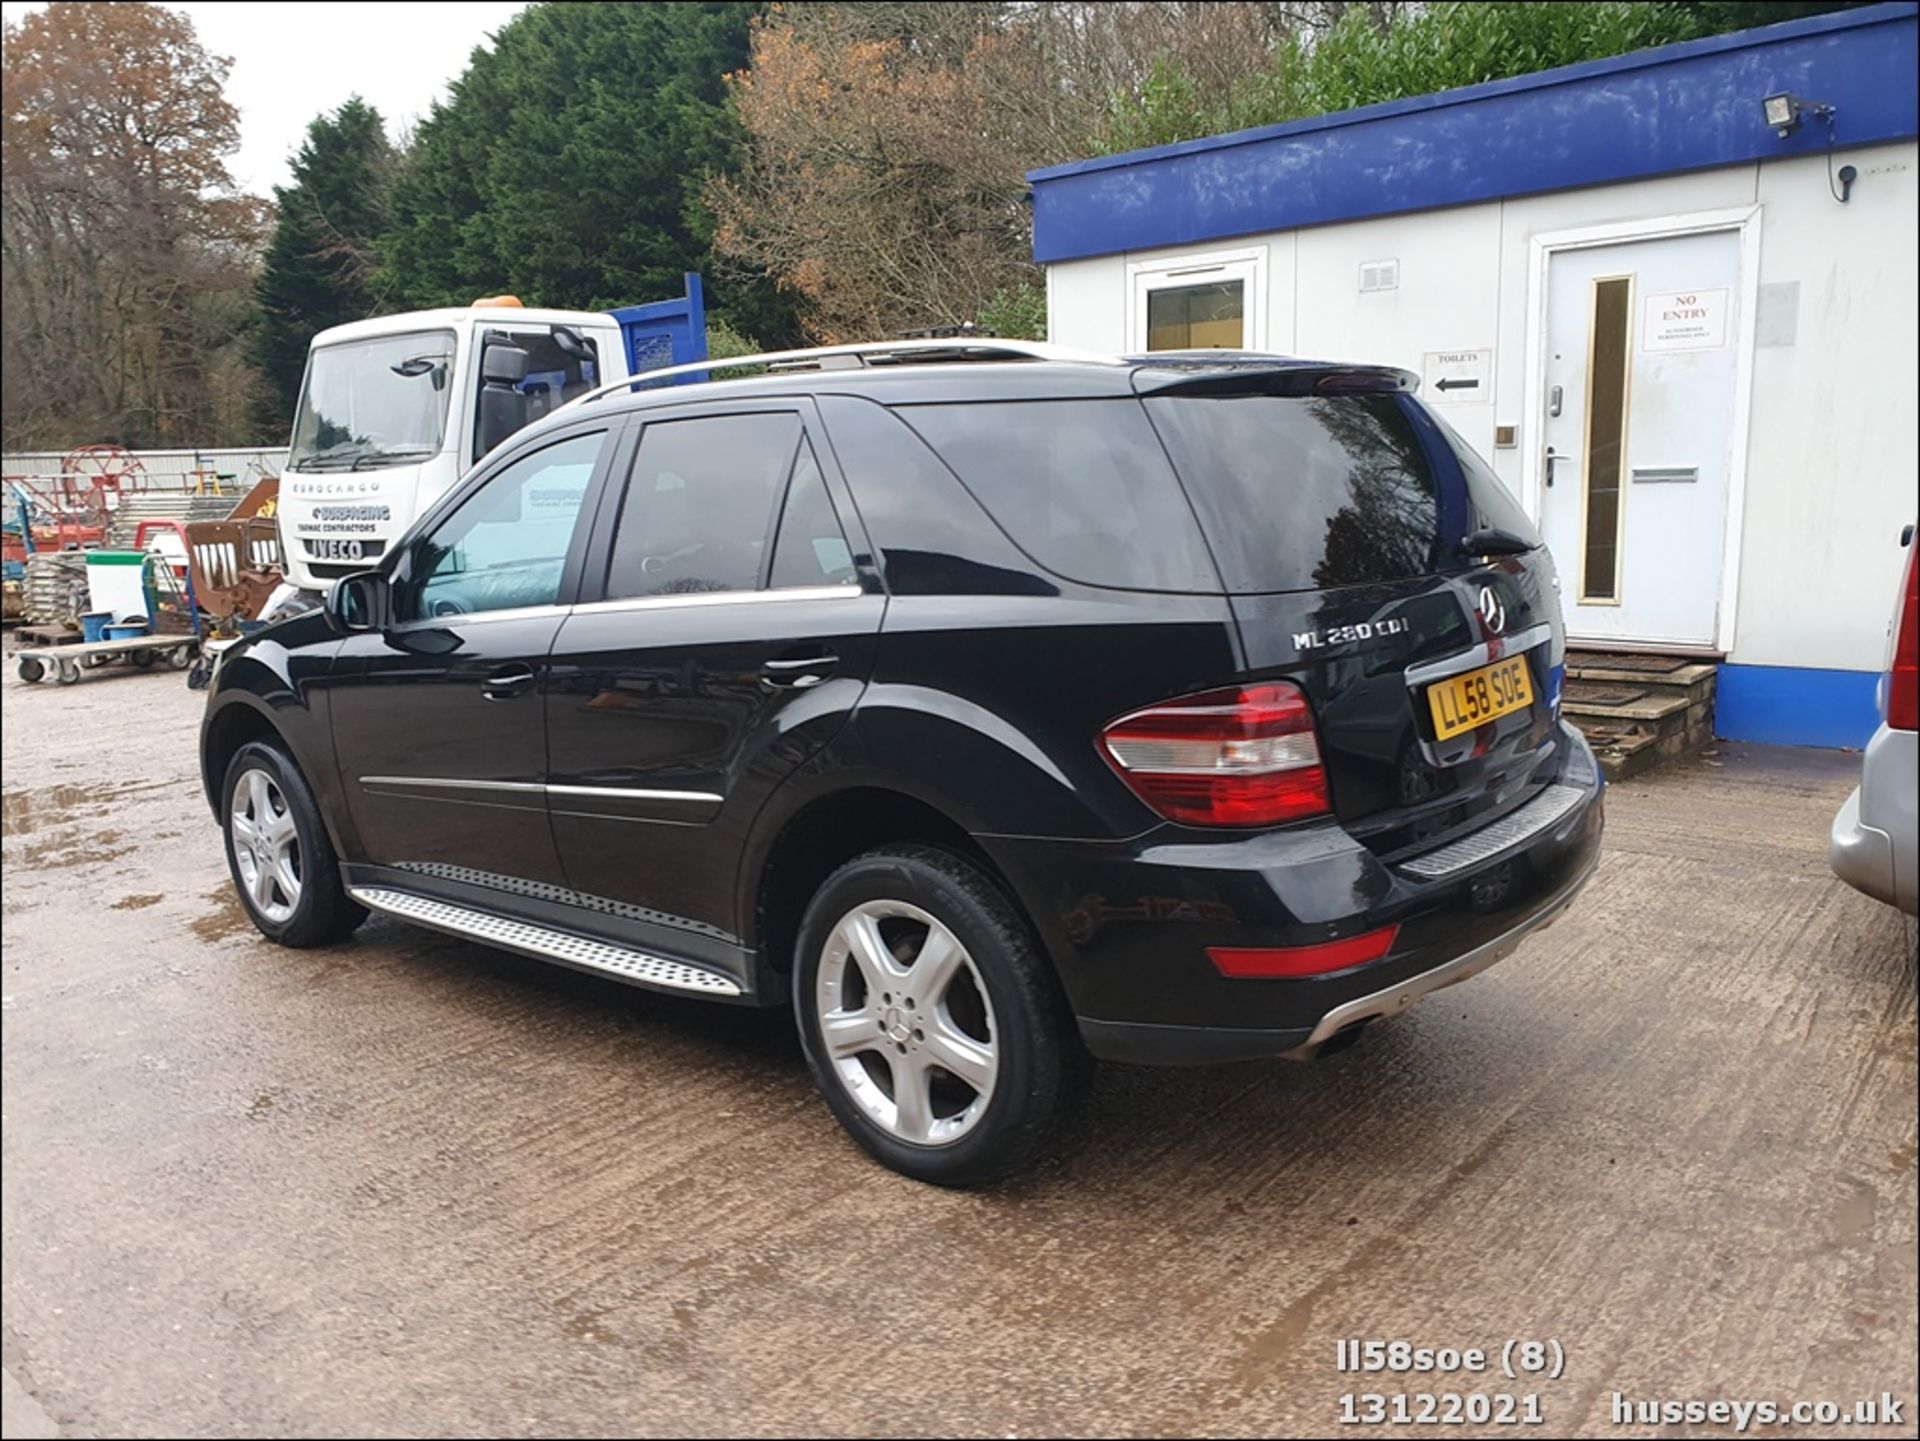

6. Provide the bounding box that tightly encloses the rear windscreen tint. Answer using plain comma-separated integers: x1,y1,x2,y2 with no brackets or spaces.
897,399,1220,592
1142,393,1442,593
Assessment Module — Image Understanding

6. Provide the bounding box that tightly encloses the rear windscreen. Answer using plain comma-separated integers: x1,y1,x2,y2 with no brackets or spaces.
1142,392,1446,593
897,399,1220,592
1431,412,1543,547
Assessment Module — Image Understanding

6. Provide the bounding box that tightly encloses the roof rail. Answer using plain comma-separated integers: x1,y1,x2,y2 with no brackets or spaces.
558,337,1124,413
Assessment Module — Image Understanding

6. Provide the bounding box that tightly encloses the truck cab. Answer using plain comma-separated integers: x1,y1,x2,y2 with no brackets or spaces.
276,282,705,594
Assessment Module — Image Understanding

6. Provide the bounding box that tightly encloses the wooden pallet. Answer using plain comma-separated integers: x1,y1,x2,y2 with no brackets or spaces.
10,625,82,647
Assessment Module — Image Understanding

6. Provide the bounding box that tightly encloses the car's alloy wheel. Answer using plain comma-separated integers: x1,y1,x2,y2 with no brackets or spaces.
219,739,365,948
794,844,1088,1186
229,767,302,924
815,899,999,1146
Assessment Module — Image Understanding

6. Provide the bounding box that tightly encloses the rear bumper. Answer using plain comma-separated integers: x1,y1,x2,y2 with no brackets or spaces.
1829,723,1918,916
1078,846,1598,1063
987,722,1606,1065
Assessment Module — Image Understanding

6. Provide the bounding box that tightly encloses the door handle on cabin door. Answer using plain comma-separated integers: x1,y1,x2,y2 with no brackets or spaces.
761,651,839,690
1544,447,1563,488
480,664,537,700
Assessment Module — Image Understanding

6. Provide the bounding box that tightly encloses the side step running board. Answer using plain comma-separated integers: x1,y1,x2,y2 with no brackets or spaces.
349,887,743,998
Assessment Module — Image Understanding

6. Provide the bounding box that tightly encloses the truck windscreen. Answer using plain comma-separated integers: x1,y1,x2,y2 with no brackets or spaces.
289,330,456,472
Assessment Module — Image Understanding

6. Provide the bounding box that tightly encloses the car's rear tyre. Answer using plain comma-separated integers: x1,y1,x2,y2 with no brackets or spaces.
794,844,1088,1187
221,740,367,948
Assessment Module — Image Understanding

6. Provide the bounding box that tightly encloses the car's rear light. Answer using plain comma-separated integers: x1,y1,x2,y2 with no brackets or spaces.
1207,924,1400,979
1890,545,1918,731
1099,682,1330,827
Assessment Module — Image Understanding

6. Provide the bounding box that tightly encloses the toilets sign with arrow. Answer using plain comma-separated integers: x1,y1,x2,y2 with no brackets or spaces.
1421,348,1492,404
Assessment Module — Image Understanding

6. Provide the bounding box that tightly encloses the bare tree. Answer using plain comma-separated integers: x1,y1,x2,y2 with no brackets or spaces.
2,2,269,449
707,2,1360,342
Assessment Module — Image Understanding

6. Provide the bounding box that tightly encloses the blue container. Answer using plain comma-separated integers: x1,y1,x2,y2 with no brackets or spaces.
80,611,112,643
104,620,150,641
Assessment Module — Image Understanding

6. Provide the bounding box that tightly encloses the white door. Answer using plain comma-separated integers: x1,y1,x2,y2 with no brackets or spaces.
1538,230,1741,647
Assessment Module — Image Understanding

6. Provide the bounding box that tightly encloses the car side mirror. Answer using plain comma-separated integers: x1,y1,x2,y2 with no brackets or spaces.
325,570,389,634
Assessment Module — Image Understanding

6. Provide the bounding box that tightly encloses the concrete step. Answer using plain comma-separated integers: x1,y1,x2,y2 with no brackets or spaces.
1565,657,1719,689
1560,651,1719,780
1562,682,1690,724
1573,724,1666,781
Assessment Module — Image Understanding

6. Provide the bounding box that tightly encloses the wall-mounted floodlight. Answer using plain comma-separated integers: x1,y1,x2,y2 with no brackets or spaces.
1761,92,1834,138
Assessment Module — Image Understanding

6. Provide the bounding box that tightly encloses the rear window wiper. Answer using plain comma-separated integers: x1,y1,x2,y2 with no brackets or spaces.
1462,526,1536,556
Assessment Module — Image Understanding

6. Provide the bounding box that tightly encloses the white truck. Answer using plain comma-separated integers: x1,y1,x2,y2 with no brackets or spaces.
272,276,707,602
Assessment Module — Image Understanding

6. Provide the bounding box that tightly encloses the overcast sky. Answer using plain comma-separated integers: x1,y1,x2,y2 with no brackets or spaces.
1,1,531,195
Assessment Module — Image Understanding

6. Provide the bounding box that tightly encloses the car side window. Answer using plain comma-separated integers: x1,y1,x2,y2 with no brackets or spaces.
769,439,856,588
396,430,604,622
605,413,801,599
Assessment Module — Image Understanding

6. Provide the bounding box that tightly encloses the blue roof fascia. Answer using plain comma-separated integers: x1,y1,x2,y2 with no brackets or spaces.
1029,2,1919,263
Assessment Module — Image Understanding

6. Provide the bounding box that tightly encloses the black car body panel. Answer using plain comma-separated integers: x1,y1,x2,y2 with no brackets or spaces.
201,349,1603,1062
543,587,889,935
198,610,350,842
333,610,576,886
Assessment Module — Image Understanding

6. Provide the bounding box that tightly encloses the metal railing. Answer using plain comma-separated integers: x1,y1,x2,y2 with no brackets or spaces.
1,447,282,490
557,337,1124,414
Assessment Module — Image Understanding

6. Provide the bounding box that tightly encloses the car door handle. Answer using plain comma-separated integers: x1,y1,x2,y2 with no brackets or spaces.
761,652,838,689
481,664,537,700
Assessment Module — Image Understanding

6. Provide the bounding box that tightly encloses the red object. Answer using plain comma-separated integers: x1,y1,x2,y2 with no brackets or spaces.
1889,542,1918,731
133,519,192,578
1208,924,1401,979
1100,681,1330,827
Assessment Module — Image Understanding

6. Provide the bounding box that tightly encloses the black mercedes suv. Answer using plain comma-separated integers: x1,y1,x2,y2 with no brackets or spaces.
200,341,1603,1185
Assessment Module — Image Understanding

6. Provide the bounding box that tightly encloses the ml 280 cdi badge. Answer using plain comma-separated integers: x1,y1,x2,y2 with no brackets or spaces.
201,339,1604,1185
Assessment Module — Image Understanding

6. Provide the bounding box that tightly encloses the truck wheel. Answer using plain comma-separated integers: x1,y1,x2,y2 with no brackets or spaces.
221,740,367,948
793,844,1089,1187
170,645,196,670
17,657,44,683
55,659,79,685
131,649,157,669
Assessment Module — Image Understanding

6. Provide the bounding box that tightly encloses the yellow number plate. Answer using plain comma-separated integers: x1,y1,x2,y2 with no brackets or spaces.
1427,657,1535,741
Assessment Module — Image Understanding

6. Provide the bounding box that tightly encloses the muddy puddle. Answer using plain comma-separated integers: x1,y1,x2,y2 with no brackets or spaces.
12,834,137,870
191,884,254,943
1,777,179,838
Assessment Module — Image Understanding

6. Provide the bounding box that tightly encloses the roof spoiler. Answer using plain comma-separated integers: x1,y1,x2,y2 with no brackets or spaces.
1133,361,1419,398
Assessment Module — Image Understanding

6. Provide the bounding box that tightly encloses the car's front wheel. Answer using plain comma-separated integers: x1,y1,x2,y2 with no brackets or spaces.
221,740,366,948
794,844,1087,1186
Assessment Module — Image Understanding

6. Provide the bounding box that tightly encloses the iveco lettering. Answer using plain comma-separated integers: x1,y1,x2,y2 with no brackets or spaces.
198,340,1605,1185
